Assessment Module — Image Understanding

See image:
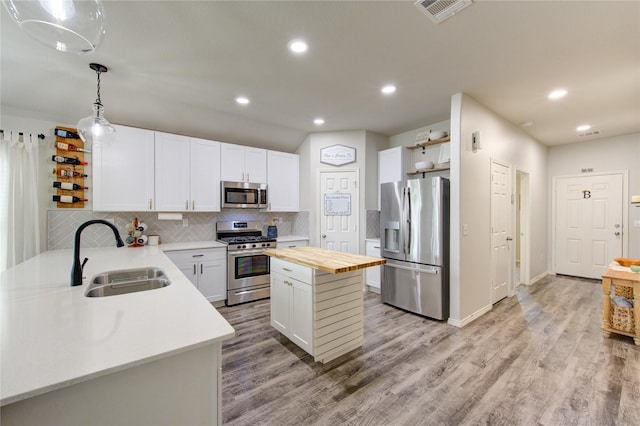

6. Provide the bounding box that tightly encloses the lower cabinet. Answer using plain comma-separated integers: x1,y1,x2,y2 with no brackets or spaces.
365,239,381,293
271,270,313,353
276,239,309,249
165,248,226,303
270,257,364,363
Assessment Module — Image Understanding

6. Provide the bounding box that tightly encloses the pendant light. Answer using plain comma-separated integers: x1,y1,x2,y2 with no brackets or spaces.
77,63,116,147
2,0,107,54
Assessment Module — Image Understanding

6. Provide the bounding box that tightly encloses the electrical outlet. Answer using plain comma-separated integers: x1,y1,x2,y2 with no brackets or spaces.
182,218,188,227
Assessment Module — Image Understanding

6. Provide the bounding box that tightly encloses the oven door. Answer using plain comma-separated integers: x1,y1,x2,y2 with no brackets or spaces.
227,249,271,290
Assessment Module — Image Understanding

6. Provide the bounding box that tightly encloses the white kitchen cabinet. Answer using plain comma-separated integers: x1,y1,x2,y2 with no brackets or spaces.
93,124,155,211
220,142,267,183
378,146,411,210
276,238,309,249
165,248,226,302
365,239,381,293
155,133,221,212
269,257,364,363
267,150,299,211
270,270,313,354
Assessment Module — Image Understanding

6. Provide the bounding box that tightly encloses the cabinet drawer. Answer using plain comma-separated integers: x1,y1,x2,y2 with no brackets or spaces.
271,257,312,284
276,239,309,249
165,248,225,264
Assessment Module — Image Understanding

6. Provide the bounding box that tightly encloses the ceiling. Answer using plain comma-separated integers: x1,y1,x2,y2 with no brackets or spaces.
1,1,639,153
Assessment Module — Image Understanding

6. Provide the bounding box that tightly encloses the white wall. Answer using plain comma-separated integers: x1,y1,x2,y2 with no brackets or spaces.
548,132,640,259
450,93,548,325
296,130,387,252
364,131,389,211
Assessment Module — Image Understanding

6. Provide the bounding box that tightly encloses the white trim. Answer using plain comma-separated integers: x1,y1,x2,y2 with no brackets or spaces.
527,272,548,285
448,303,492,328
551,170,629,275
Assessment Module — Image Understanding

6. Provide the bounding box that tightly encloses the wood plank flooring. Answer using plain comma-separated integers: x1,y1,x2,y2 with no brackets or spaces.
217,275,640,425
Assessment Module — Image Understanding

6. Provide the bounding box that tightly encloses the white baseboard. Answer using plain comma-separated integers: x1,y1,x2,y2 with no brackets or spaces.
527,272,548,285
366,285,381,294
447,303,492,328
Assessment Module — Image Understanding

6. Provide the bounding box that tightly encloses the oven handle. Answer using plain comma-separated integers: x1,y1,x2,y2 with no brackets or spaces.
228,249,269,256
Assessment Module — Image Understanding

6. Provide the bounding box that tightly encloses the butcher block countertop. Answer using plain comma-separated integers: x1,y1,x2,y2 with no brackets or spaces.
263,246,386,274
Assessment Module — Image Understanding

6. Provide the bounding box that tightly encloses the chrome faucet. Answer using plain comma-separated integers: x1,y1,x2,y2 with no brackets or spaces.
71,220,124,286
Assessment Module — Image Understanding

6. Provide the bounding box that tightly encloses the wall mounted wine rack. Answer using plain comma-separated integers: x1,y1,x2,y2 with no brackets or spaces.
53,126,86,208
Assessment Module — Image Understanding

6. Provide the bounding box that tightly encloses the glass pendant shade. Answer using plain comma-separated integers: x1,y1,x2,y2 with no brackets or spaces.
77,103,116,147
3,0,107,54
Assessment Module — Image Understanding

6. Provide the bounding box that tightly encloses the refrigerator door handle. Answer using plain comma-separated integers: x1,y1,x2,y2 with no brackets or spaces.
406,187,411,254
402,188,408,254
385,262,439,274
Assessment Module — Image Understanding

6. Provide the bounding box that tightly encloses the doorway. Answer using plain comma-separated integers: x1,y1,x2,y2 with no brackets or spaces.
490,159,512,304
319,170,359,254
553,172,625,279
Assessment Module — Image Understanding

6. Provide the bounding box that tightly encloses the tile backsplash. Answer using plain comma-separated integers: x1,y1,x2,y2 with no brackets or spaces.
366,210,380,238
48,210,309,250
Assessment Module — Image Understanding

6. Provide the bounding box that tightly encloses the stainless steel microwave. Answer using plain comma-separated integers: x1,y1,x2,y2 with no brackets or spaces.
221,181,268,209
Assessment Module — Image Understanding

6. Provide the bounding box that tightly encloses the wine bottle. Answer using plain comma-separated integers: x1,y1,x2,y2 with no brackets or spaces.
56,142,91,153
52,181,88,191
51,155,88,166
53,195,87,203
54,128,80,139
52,168,88,178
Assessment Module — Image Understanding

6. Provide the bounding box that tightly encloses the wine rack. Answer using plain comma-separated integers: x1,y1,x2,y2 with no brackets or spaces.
53,126,86,208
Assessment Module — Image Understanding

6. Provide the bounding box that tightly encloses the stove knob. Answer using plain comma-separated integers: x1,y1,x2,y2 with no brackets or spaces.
252,244,257,248
261,243,266,247
241,244,246,249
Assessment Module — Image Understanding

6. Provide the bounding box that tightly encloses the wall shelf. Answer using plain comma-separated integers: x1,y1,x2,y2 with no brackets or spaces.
407,166,450,177
406,136,450,150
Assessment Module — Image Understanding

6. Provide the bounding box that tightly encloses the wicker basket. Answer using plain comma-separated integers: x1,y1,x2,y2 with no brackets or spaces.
610,305,635,333
614,285,634,299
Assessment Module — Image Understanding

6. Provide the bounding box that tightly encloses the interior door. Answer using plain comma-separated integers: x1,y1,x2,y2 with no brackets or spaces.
491,160,511,303
555,173,623,279
320,170,358,253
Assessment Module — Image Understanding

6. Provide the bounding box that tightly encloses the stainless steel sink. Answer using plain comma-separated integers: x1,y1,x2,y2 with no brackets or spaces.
85,267,171,297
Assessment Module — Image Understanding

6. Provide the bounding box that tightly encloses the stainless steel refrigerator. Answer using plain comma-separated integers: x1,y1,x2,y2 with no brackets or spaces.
380,176,449,320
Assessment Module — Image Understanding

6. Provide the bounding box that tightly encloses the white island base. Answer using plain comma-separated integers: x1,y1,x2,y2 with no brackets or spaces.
1,343,222,425
270,257,364,364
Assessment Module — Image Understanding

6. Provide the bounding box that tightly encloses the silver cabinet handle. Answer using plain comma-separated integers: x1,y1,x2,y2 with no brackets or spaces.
192,254,204,258
149,199,153,210
200,264,203,274
185,200,188,210
192,200,195,210
193,264,196,275
282,267,293,272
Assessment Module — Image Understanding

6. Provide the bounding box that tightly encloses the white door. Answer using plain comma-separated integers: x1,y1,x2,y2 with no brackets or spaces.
320,170,359,253
491,160,511,303
555,173,623,279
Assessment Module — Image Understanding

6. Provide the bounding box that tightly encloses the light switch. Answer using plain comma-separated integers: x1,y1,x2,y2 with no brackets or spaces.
463,224,469,235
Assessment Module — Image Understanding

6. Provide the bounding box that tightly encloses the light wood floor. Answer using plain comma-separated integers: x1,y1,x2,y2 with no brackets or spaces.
218,275,640,425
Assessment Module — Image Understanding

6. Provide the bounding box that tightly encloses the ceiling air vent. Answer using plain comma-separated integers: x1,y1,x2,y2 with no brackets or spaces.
578,129,601,137
415,0,473,24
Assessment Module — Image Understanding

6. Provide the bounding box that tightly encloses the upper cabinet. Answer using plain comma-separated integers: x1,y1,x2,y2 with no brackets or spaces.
93,125,155,212
267,150,299,212
220,143,267,183
155,132,221,212
377,146,411,210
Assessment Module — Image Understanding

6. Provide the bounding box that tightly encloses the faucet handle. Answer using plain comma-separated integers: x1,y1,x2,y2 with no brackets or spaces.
81,257,89,272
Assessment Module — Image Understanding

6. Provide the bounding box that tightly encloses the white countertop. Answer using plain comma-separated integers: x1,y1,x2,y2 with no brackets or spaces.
276,235,309,243
0,246,235,406
160,240,226,251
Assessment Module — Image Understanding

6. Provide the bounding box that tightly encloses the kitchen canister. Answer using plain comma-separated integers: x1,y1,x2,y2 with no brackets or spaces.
148,235,160,246
267,225,278,239
137,235,148,245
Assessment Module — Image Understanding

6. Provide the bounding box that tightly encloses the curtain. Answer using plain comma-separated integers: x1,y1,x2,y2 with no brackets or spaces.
0,132,41,272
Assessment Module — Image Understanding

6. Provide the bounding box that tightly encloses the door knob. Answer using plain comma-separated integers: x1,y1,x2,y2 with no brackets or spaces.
614,232,621,236
322,234,326,238
506,237,513,241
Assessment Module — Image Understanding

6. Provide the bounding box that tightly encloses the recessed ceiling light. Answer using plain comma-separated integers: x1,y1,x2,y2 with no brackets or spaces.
520,121,534,127
576,124,591,132
288,39,308,54
381,84,396,95
235,96,250,105
313,118,325,125
548,89,567,100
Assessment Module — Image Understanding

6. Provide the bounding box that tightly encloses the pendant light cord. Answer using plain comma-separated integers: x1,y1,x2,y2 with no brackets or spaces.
95,69,103,107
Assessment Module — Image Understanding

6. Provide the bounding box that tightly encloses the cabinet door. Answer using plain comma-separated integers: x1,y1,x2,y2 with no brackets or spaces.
191,138,221,212
270,271,291,335
365,241,381,291
93,125,155,211
267,151,299,212
219,143,246,182
198,257,226,302
155,132,191,211
378,146,409,210
290,279,313,353
244,147,267,183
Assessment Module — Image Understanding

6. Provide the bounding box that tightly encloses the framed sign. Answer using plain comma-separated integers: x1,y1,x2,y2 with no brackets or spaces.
324,193,351,216
320,144,356,166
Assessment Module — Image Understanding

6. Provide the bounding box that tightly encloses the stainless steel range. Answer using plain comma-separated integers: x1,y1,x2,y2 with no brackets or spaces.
216,221,274,305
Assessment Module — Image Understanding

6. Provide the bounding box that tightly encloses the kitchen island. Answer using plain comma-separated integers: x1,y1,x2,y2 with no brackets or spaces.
0,246,234,425
263,246,385,363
